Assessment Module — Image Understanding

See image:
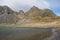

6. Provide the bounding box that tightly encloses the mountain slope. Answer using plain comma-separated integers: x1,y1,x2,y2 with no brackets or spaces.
0,6,59,24
26,6,57,17
26,6,42,16
17,6,59,24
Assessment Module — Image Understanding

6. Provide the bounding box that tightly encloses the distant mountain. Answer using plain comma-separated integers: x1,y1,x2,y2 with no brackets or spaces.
26,6,42,16
0,6,59,24
41,9,57,17
26,6,57,17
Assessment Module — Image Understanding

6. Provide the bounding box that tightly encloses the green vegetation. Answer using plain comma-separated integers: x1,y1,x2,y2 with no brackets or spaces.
0,16,60,27
30,15,60,22
0,24,25,27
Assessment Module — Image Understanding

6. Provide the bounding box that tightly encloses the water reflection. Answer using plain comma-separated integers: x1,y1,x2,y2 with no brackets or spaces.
0,26,60,40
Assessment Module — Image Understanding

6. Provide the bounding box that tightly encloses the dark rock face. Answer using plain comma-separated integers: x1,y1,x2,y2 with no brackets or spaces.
0,6,16,24
0,6,4,14
0,6,14,14
0,14,16,23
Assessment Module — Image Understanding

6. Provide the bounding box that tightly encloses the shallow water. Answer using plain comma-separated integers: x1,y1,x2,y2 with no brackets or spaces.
0,26,60,40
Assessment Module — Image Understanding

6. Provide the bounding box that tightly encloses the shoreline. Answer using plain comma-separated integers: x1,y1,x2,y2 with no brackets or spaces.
0,22,60,28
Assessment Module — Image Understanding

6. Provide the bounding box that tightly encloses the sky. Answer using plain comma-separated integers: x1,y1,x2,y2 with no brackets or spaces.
0,0,60,16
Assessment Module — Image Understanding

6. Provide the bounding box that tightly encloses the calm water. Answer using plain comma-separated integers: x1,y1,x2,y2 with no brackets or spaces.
0,26,60,40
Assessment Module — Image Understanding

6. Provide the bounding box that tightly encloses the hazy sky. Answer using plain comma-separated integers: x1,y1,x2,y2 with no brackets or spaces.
0,0,60,16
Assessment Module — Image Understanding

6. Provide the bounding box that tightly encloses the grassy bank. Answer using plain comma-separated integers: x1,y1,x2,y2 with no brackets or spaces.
0,22,60,28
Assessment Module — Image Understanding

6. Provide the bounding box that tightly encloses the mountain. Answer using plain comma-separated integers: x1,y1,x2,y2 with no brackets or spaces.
0,6,14,14
17,6,57,24
26,6,42,16
26,6,57,17
0,6,16,24
41,9,57,17
17,10,25,19
0,6,59,24
16,10,26,23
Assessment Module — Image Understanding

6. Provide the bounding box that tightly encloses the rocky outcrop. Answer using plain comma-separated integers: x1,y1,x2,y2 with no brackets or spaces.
41,9,57,17
17,10,25,19
0,6,16,24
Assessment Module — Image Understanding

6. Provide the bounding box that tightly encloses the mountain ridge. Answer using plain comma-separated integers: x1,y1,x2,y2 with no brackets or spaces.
0,5,59,24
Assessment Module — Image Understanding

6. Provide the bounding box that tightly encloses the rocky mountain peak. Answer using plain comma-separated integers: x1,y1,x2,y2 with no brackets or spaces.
0,6,14,15
19,10,24,14
30,6,41,11
26,6,42,16
0,6,16,24
26,6,57,17
31,6,38,9
17,10,25,19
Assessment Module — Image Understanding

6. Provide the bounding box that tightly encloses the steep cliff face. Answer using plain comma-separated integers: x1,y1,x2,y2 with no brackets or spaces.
0,6,16,24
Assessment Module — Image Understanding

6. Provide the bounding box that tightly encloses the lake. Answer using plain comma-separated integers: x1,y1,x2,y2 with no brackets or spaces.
0,26,60,40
